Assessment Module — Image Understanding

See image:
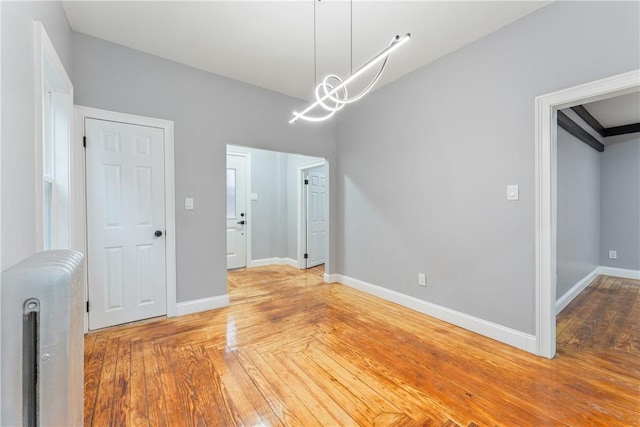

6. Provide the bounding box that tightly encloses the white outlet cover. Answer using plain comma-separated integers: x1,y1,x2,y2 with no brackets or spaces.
506,184,519,201
608,250,617,260
418,273,426,286
185,197,194,210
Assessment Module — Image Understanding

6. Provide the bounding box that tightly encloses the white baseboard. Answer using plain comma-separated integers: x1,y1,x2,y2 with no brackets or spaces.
324,273,339,283
335,274,537,354
598,266,640,280
249,257,299,268
556,265,639,315
556,267,600,314
176,294,229,316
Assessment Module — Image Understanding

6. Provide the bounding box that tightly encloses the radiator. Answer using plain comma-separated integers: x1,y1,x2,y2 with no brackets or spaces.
1,250,84,427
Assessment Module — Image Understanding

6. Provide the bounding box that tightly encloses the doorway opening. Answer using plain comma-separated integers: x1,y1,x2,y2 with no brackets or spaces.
555,92,640,358
298,161,328,270
534,69,639,358
225,145,330,290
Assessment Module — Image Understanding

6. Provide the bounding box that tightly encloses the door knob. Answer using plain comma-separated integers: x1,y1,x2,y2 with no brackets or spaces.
154,230,163,237
237,220,245,225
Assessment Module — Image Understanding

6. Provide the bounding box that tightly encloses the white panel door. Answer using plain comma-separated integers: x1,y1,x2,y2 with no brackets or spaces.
306,166,327,268
227,154,247,269
86,118,166,330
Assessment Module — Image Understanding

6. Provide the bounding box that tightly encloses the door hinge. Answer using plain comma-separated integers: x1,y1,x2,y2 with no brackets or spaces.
83,136,86,148
304,179,309,185
86,301,89,313
304,253,308,259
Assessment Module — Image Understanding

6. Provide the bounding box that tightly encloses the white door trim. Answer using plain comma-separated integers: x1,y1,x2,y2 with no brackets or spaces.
226,149,252,268
534,69,640,358
75,105,177,333
297,160,329,270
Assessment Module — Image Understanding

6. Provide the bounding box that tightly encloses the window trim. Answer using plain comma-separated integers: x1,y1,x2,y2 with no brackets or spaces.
34,22,74,252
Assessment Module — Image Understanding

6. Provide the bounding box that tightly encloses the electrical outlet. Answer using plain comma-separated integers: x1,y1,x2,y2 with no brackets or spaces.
608,250,617,260
418,273,426,287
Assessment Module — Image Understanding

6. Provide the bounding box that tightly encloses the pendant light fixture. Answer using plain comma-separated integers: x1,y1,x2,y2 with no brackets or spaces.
290,0,410,124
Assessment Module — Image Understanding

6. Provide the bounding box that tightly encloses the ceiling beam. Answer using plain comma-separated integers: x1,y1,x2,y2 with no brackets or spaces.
557,110,605,152
603,123,640,137
571,105,605,137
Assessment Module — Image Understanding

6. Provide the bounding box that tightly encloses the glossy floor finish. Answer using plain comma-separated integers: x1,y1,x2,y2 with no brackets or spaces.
84,268,640,426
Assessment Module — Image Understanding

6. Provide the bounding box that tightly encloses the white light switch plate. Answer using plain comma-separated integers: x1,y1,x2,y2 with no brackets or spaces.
185,197,194,210
507,185,519,201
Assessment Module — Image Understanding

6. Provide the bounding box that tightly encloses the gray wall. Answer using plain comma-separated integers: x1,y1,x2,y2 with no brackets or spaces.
556,127,600,298
72,33,337,302
600,135,640,270
1,1,73,270
335,1,639,334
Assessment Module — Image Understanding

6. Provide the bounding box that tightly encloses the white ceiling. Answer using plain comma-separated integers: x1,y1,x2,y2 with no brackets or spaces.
584,92,640,129
62,1,551,101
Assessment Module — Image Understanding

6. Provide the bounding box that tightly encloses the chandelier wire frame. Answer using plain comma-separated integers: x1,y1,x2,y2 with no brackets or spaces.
291,0,410,124
290,33,411,124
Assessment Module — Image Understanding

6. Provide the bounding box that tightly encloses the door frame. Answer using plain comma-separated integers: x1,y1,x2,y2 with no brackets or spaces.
297,160,329,269
75,105,177,332
226,149,252,269
534,69,640,359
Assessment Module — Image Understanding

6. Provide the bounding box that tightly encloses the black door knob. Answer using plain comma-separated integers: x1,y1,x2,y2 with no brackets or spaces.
237,220,245,225
155,230,163,237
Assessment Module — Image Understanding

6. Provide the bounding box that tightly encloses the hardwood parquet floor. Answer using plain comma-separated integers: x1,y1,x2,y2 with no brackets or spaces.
84,268,640,426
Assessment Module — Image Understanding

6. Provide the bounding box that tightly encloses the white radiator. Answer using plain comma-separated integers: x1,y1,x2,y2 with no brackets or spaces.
1,250,84,427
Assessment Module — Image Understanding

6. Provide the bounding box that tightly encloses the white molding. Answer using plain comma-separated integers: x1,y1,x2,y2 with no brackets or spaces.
248,257,298,268
556,267,599,314
534,69,640,359
75,106,177,332
34,22,74,253
176,295,229,316
599,266,640,280
282,257,299,268
324,273,339,283
336,274,537,354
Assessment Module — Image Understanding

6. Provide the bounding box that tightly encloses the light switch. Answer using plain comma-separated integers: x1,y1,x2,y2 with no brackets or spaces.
185,197,194,210
507,185,519,201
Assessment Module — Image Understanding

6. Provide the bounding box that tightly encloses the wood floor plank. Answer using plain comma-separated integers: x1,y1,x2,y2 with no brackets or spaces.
275,349,360,425
85,267,640,426
165,343,208,427
309,338,457,425
238,348,320,426
83,335,106,427
129,340,149,427
151,342,186,425
261,351,338,425
112,339,132,427
189,345,241,427
90,338,119,426
207,347,280,427
141,341,168,427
